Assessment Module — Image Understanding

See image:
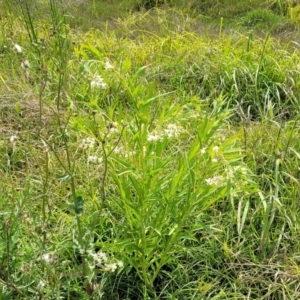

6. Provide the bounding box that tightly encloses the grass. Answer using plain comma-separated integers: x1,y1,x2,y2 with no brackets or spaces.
1,0,300,299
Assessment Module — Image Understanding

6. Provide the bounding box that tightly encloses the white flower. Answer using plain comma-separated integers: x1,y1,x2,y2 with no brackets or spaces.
113,146,122,154
87,250,108,267
104,260,123,272
10,135,18,143
104,59,114,70
13,44,22,53
107,123,118,136
200,147,207,154
124,150,136,158
97,251,108,263
226,165,248,180
163,124,182,138
147,133,163,142
41,253,55,264
87,155,103,164
205,175,225,186
37,280,46,291
233,166,247,174
117,261,124,268
80,137,96,150
212,146,220,154
104,263,118,272
21,59,30,69
90,74,107,89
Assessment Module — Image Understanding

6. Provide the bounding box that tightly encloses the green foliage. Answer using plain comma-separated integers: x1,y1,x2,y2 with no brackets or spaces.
289,4,300,25
241,8,290,32
184,0,265,18
106,100,251,296
1,0,300,299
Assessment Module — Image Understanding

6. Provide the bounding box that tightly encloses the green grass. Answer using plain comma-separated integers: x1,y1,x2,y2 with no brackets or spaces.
1,0,300,299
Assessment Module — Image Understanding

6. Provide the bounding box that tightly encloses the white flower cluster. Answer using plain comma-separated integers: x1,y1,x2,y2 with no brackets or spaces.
124,150,137,158
200,145,220,157
110,146,137,158
80,137,96,150
227,165,248,179
40,252,56,264
90,74,107,89
205,175,225,186
113,146,122,154
204,145,250,187
147,133,163,142
87,155,103,164
200,147,207,154
86,250,123,272
205,171,247,188
106,122,119,137
85,58,114,91
104,262,124,272
147,123,183,142
104,59,114,70
212,145,220,154
87,250,108,266
164,123,182,138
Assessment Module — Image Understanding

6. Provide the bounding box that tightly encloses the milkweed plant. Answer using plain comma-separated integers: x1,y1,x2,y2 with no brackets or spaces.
0,0,259,298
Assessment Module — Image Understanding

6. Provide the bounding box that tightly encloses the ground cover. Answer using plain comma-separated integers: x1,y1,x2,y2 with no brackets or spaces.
1,0,300,299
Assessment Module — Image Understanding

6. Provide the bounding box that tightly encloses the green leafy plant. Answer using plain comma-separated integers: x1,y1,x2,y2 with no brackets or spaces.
2,2,300,299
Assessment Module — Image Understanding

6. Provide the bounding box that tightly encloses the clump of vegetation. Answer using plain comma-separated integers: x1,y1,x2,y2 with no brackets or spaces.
1,0,300,299
240,9,291,32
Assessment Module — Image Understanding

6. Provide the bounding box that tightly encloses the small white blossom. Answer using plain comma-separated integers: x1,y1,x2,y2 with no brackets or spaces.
97,251,108,263
189,112,199,118
212,146,220,154
104,59,114,70
107,123,118,136
163,124,182,138
10,135,18,143
87,155,103,164
113,146,123,154
41,253,55,264
205,175,225,186
90,74,107,89
103,260,123,272
104,263,118,272
87,250,108,267
21,59,30,69
117,261,124,268
200,147,207,154
80,137,96,150
13,44,22,53
124,150,136,158
37,280,46,291
147,133,163,142
233,166,247,174
226,165,248,179
109,127,118,135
